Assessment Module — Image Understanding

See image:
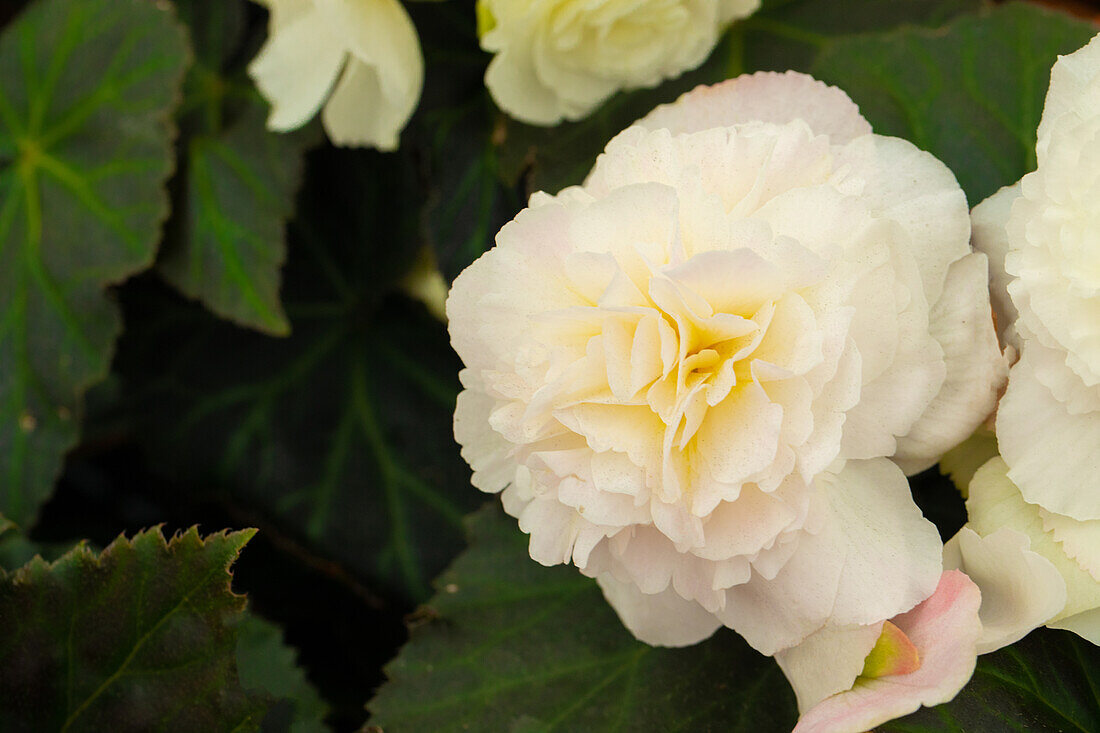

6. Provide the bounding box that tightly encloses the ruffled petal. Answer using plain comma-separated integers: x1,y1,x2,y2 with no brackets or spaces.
482,24,566,125
997,349,1100,520
718,459,942,655
596,572,721,647
454,377,515,493
943,527,1066,653
969,182,1022,345
893,253,1008,474
635,71,871,143
1040,508,1100,581
966,458,1100,630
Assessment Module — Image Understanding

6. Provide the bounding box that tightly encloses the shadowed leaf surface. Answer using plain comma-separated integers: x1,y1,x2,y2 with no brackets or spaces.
0,0,189,526
236,613,330,733
812,1,1098,205
406,1,519,282
114,147,483,603
157,0,309,336
0,526,262,732
368,503,798,732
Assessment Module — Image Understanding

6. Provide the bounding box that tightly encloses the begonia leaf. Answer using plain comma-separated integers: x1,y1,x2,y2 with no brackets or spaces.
157,0,310,336
0,526,263,731
812,1,1098,204
367,503,798,732
236,613,330,733
0,0,188,527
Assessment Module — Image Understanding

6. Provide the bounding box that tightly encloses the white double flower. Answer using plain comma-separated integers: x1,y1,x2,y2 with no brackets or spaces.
448,71,1006,656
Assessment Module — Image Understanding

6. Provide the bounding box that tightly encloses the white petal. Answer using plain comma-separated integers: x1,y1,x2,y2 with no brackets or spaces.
695,484,799,562
483,35,564,126
248,8,347,131
997,349,1100,520
966,458,1100,627
969,182,1022,345
718,459,942,655
447,202,583,373
454,379,514,493
313,0,423,148
775,622,884,713
695,382,783,488
1036,34,1100,161
835,134,971,306
1049,608,1100,645
1040,508,1100,581
596,573,721,647
518,497,583,566
893,253,1008,474
943,527,1066,654
635,71,871,143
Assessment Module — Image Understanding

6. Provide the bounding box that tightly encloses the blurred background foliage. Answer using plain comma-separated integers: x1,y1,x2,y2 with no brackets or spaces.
0,0,1096,730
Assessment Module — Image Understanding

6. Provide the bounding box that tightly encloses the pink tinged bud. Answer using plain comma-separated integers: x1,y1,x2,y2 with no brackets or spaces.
859,621,921,679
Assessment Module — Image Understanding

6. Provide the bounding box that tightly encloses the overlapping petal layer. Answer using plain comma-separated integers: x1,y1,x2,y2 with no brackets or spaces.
479,0,760,125
449,72,1003,654
973,34,1100,523
249,0,423,149
781,571,982,733
966,458,1100,645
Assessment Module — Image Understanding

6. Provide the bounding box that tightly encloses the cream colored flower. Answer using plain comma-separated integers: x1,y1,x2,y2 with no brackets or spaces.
964,457,1100,644
971,33,1100,522
477,0,760,125
777,571,982,733
248,0,423,150
448,72,1005,654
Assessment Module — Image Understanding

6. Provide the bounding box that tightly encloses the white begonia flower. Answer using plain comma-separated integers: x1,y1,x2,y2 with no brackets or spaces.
965,457,1100,644
777,571,982,733
477,0,760,126
248,0,424,150
971,34,1100,522
448,72,1006,655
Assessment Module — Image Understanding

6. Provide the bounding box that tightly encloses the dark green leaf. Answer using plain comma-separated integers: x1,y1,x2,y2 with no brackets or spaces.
159,101,303,335
812,1,1097,205
157,0,308,335
0,0,189,526
0,515,70,570
408,1,518,281
0,526,263,732
236,613,330,733
494,0,982,198
743,0,984,73
113,147,483,602
882,628,1100,731
367,503,798,732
